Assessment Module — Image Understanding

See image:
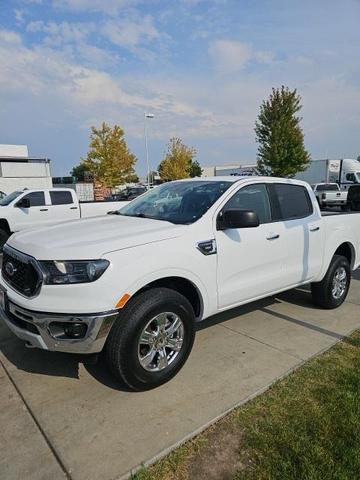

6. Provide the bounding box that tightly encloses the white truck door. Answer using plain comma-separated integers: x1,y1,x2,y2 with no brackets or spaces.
215,183,287,309
269,183,324,285
48,190,79,222
11,191,52,231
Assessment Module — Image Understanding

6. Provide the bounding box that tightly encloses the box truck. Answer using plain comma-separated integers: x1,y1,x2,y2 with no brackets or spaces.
295,159,360,190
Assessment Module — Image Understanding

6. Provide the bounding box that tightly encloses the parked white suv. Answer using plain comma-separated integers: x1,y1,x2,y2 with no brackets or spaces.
1,177,359,390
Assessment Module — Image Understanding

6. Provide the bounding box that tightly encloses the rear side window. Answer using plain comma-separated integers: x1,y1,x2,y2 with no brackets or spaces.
273,184,313,220
50,191,73,205
23,192,45,207
225,184,272,224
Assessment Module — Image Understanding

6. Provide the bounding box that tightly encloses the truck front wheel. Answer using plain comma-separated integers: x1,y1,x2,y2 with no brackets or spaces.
311,255,350,309
105,287,195,391
0,228,10,252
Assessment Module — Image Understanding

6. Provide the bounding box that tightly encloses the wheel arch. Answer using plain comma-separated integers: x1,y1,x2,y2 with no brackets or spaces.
129,276,204,320
0,218,11,234
334,241,356,269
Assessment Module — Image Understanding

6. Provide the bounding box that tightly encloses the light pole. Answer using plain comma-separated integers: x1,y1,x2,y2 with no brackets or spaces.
144,113,154,189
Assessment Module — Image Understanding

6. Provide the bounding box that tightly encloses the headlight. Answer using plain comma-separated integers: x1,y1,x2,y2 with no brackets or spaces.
39,259,110,285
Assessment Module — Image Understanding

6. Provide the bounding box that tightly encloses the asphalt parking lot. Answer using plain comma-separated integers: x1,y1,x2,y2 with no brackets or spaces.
1,270,360,480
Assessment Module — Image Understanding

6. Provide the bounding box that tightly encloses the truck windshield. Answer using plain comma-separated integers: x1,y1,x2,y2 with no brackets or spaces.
315,184,339,191
0,191,22,206
118,181,232,224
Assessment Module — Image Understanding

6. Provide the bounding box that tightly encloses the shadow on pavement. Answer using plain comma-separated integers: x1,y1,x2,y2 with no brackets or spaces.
1,271,358,390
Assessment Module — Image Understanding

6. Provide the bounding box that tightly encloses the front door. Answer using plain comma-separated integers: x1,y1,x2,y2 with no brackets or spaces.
215,183,287,309
12,191,52,231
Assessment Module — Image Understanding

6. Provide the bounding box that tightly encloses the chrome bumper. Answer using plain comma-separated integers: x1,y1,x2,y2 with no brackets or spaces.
0,300,119,354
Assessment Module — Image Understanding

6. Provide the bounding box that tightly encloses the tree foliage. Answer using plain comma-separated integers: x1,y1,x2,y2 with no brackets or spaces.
158,137,200,181
189,159,203,178
70,163,89,182
82,122,137,188
255,86,310,177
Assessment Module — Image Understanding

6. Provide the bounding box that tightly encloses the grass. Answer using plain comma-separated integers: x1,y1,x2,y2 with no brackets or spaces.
131,331,360,480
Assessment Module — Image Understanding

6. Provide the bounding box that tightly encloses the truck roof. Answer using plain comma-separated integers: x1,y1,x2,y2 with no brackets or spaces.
175,175,310,186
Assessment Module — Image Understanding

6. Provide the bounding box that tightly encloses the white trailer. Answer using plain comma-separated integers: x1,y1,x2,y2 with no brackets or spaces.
0,144,52,194
295,159,360,190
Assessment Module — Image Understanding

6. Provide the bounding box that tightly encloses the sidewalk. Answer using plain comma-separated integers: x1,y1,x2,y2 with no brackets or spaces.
1,273,359,480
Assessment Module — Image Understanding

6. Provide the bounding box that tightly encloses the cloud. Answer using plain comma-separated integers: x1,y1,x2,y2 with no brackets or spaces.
52,0,139,14
102,15,160,49
0,30,22,45
209,40,251,73
209,39,274,74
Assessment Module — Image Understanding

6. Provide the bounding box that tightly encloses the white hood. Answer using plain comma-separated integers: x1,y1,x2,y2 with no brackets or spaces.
8,215,186,260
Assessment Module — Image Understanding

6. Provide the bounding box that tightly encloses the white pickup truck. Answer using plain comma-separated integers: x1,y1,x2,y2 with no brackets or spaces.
1,177,359,390
0,188,128,248
312,183,348,209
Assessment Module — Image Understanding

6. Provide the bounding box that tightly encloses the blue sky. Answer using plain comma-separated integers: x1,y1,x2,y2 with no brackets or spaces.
1,0,360,176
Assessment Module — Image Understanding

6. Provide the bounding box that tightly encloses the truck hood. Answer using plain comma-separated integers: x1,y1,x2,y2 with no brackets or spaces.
8,215,186,260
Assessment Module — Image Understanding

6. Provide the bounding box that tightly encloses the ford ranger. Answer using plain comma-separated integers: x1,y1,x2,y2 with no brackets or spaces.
1,177,359,390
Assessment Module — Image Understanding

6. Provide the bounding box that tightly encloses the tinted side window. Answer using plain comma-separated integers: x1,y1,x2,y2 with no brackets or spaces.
23,192,45,207
50,191,73,205
225,184,271,224
274,184,313,220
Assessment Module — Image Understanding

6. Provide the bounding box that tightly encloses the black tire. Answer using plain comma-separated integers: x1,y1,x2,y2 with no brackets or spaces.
0,228,9,252
105,287,196,391
311,255,350,309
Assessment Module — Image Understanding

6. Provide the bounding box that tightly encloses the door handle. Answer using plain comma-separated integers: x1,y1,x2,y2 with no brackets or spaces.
70,207,78,210
40,208,48,212
266,233,280,240
309,226,320,232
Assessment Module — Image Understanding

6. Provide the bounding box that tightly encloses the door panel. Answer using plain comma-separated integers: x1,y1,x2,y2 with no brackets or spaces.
216,224,287,308
12,191,51,231
215,183,287,309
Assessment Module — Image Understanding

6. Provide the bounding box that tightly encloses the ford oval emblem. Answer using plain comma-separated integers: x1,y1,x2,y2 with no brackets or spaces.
5,262,16,277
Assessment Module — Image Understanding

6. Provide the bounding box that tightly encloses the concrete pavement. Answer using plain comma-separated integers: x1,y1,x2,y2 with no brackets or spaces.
1,272,359,480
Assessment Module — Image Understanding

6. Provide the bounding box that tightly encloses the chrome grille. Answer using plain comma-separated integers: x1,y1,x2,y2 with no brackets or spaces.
2,245,42,297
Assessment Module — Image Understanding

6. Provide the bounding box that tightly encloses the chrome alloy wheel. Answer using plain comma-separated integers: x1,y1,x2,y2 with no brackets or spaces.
138,312,185,372
332,266,347,300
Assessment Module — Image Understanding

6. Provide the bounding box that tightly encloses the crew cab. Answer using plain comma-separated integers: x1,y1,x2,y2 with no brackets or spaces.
1,177,359,390
0,188,128,248
312,183,348,209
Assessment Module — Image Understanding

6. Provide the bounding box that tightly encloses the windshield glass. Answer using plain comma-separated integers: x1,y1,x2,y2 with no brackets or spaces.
316,184,339,191
0,191,22,206
118,180,232,224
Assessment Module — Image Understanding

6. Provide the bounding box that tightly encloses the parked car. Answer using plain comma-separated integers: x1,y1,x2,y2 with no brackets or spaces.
0,188,129,249
311,183,348,209
345,185,360,211
1,177,360,390
110,186,147,201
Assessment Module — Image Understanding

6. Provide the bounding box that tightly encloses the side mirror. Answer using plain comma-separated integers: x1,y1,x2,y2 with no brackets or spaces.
16,198,31,209
217,209,260,230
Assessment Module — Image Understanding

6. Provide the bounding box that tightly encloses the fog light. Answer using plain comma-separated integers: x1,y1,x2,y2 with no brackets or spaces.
64,323,87,339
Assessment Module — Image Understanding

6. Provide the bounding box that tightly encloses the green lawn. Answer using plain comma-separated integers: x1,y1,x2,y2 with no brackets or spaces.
133,331,360,480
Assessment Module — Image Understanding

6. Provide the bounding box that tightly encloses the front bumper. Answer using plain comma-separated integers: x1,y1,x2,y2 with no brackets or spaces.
1,299,119,354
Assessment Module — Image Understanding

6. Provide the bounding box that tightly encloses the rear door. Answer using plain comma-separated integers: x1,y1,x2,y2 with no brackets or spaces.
215,182,288,309
48,190,79,222
268,183,324,285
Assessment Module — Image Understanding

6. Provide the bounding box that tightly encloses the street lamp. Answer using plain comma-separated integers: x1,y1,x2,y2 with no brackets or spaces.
144,113,154,189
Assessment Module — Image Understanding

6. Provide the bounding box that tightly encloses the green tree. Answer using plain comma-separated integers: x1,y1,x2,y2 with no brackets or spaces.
158,137,197,181
82,122,137,188
189,159,203,178
70,163,89,182
255,86,310,177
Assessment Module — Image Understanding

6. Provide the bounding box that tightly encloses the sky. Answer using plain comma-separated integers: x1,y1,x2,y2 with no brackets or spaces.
0,0,360,177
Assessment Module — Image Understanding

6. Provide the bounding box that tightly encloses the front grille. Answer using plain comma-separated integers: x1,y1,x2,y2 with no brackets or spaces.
2,246,42,297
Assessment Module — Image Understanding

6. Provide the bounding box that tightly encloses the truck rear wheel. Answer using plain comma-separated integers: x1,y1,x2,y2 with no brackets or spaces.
105,287,195,391
311,255,350,309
